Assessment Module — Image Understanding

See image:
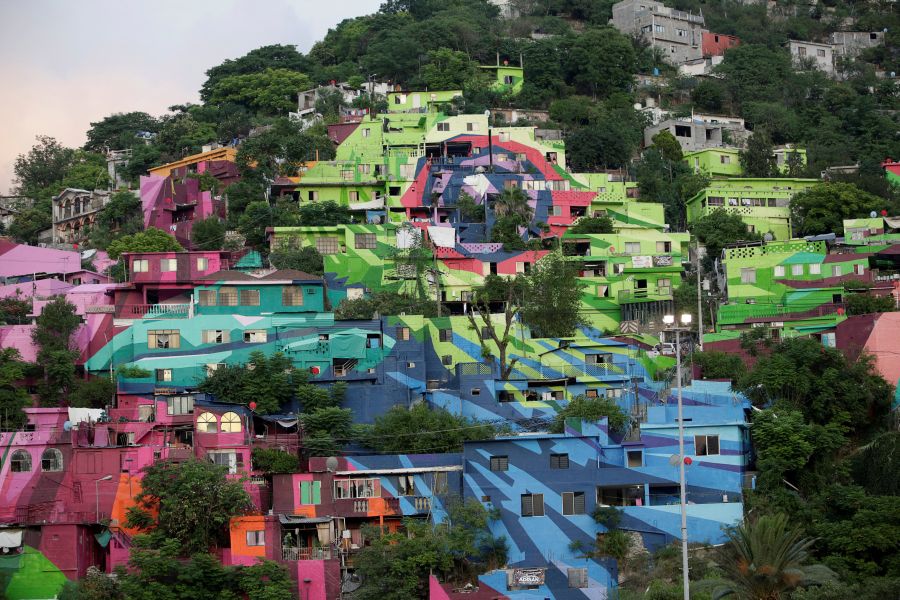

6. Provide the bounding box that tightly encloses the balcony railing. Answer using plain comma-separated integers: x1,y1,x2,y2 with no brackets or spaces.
282,547,332,561
523,363,620,380
123,304,191,318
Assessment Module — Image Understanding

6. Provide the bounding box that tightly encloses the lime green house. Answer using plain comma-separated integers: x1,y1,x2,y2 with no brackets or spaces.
480,63,524,95
386,90,462,113
686,178,819,240
683,148,743,177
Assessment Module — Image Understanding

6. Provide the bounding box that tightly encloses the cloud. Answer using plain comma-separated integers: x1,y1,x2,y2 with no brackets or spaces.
0,0,381,194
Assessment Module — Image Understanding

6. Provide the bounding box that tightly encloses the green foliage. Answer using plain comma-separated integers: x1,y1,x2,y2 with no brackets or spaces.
846,291,897,316
691,210,761,271
0,294,31,325
739,128,777,178
59,566,124,600
693,351,746,383
651,130,683,163
31,296,80,406
106,228,184,260
270,246,324,276
566,27,637,98
791,578,900,600
85,112,160,152
201,44,308,102
224,180,266,217
708,514,836,599
116,364,151,379
297,199,352,225
69,376,114,409
125,460,252,555
208,68,312,115
190,216,226,251
353,497,507,598
358,404,498,454
0,348,30,430
237,118,334,182
456,192,484,222
791,183,891,237
569,215,613,234
520,250,584,338
13,135,75,199
90,190,143,249
59,150,110,191
335,291,438,320
250,448,300,474
850,432,900,496
595,528,630,560
8,201,53,245
422,48,480,90
198,351,295,414
154,110,217,161
637,147,709,230
549,395,629,434
592,505,623,529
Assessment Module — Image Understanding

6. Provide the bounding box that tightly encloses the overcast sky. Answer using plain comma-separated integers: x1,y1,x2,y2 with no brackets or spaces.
0,0,382,194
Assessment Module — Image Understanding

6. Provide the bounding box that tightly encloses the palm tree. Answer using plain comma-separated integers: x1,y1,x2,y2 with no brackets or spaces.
706,513,836,600
491,188,533,224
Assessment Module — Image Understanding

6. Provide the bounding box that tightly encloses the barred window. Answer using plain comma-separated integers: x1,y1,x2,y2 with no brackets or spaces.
568,567,588,588
439,329,452,342
239,289,260,306
156,368,172,382
562,491,585,515
521,493,544,517
283,287,304,306
148,330,180,349
198,289,216,306
355,233,377,249
10,450,31,472
41,448,63,472
218,287,238,306
490,456,508,471
316,237,339,255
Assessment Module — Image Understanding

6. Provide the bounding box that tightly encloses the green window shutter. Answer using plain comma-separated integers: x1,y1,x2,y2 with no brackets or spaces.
312,481,321,505
300,481,310,505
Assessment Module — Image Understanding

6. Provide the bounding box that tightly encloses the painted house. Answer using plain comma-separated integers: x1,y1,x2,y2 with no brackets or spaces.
686,178,819,240
702,32,739,57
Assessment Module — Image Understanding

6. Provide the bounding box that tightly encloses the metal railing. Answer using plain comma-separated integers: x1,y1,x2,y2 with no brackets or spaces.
282,547,332,561
125,304,191,318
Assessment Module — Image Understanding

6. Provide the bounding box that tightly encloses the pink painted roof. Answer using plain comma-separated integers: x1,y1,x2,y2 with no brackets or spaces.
0,240,81,278
0,278,72,299
863,311,900,390
0,325,38,362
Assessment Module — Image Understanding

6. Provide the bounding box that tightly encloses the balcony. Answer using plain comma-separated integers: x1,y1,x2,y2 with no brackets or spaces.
523,363,621,381
120,304,191,319
618,287,672,302
282,547,332,561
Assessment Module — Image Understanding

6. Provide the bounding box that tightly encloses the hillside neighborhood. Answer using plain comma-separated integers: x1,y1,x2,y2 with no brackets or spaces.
0,1,899,599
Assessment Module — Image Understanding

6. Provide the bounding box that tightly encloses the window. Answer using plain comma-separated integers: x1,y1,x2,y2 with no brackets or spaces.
355,233,377,249
203,329,230,344
197,412,217,434
221,412,242,433
132,259,149,273
437,122,450,132
207,363,225,374
798,46,807,56
568,568,588,589
626,449,643,467
832,265,842,277
299,480,322,504
721,155,731,164
855,264,865,275
208,450,239,474
397,326,410,341
198,289,216,306
432,471,448,495
348,191,359,202
282,286,304,306
316,237,339,255
624,242,641,254
167,395,194,415
218,287,238,306
550,453,569,469
160,258,177,272
817,48,826,57
148,329,180,349
156,369,172,382
740,268,756,284
442,355,452,366
365,334,381,349
490,456,509,471
656,241,672,253
10,450,31,472
552,205,562,217
707,196,724,207
695,434,720,456
597,485,644,506
471,388,481,396
439,329,453,342
341,170,353,181
498,391,514,402
398,475,415,496
41,448,63,472
809,263,821,275
196,257,208,271
562,491,586,516
792,264,804,276
334,478,380,499
521,493,544,517
657,278,671,294
244,330,267,343
654,24,665,33
246,530,265,546
774,266,785,277
239,289,260,306
308,191,318,201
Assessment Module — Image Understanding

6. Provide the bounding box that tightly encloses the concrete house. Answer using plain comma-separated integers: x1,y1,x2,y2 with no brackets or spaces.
610,0,705,65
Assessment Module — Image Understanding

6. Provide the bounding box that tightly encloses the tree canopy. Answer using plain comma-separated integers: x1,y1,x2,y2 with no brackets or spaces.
106,228,184,260
791,183,893,237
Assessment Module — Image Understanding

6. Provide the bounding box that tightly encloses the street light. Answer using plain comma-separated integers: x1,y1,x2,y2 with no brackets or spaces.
663,312,692,600
95,475,113,523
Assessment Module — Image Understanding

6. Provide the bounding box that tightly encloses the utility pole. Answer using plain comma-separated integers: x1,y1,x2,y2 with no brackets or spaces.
696,240,703,351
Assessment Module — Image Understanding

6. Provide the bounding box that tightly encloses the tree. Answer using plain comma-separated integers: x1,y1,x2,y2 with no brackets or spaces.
69,376,115,409
422,48,480,90
314,88,347,123
358,404,499,453
521,250,585,338
335,291,438,320
566,121,637,170
457,192,485,222
652,130,683,163
691,210,762,272
90,190,143,249
59,150,110,191
125,459,252,554
13,135,75,199
566,28,637,98
845,291,897,315
237,118,334,182
296,199,352,226
269,247,324,275
0,348,30,430
740,129,777,178
207,68,312,115
251,448,300,474
201,44,308,102
353,498,507,599
790,183,889,237
491,187,534,223
59,566,123,600
106,228,184,260
190,216,226,251
31,296,81,406
694,351,746,383
84,112,160,152
707,514,836,599
851,432,900,496
296,371,352,456
569,215,614,234
549,395,629,434
467,274,526,380
0,294,31,325
198,351,295,414
8,203,52,245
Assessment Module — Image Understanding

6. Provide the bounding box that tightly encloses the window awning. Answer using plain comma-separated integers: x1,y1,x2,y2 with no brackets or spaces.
279,515,333,525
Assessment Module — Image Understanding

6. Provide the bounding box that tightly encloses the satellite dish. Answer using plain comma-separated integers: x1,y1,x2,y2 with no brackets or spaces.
668,454,680,467
325,457,338,472
483,109,491,118
63,421,73,432
871,211,878,218
633,103,642,110
763,232,774,242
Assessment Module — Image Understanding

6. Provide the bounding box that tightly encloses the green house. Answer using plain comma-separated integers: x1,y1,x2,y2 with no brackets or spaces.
480,64,524,95
683,148,743,178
